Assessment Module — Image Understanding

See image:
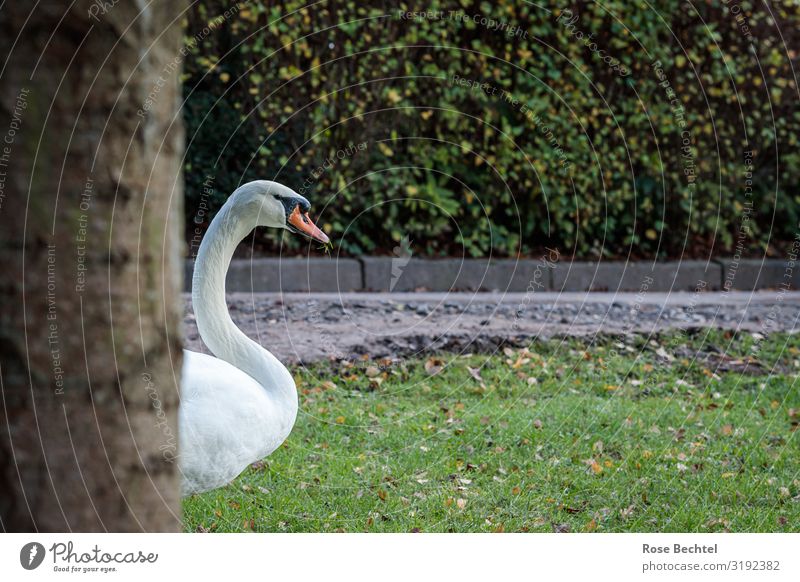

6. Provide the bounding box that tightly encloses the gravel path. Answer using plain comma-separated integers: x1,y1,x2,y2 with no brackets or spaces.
183,291,800,364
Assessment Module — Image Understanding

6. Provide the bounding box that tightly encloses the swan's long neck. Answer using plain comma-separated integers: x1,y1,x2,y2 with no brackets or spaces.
191,198,297,422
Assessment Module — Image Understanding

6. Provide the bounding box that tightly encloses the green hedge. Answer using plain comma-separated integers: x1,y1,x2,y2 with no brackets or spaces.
182,0,800,258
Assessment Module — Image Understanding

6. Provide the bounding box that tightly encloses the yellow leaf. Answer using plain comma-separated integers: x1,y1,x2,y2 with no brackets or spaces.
386,89,402,104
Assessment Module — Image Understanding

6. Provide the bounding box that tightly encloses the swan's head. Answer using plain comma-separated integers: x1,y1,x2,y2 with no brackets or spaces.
235,180,330,244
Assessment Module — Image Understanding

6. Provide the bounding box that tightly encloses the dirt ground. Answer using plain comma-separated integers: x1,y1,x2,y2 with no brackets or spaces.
182,291,800,364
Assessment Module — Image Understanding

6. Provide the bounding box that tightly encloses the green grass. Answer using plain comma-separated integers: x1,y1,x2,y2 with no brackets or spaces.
183,330,800,532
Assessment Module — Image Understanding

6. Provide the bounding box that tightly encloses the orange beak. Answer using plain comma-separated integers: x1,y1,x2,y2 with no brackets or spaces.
288,206,330,244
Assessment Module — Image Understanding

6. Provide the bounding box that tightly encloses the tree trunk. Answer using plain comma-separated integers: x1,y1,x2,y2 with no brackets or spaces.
0,1,186,531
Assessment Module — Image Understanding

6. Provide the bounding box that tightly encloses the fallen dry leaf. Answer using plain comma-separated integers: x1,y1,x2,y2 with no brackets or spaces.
467,366,483,382
425,357,444,376
655,347,674,361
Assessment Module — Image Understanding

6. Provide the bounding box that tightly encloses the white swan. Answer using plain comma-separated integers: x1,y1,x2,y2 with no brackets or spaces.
179,180,329,496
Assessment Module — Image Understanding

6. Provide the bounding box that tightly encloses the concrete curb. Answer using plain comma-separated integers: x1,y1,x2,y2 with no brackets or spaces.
184,257,799,293
184,258,362,292
360,257,554,292
716,258,800,292
553,261,720,292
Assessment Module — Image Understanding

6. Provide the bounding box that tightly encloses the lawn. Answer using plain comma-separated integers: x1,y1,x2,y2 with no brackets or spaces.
183,330,800,532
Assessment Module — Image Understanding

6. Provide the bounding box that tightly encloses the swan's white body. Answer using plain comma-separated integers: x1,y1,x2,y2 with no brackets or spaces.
178,181,323,496
179,351,295,495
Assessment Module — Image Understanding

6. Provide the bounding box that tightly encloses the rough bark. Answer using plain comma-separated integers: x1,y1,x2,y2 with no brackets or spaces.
0,1,186,531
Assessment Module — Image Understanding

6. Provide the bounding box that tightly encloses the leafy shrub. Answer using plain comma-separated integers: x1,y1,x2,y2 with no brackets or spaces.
182,0,800,258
